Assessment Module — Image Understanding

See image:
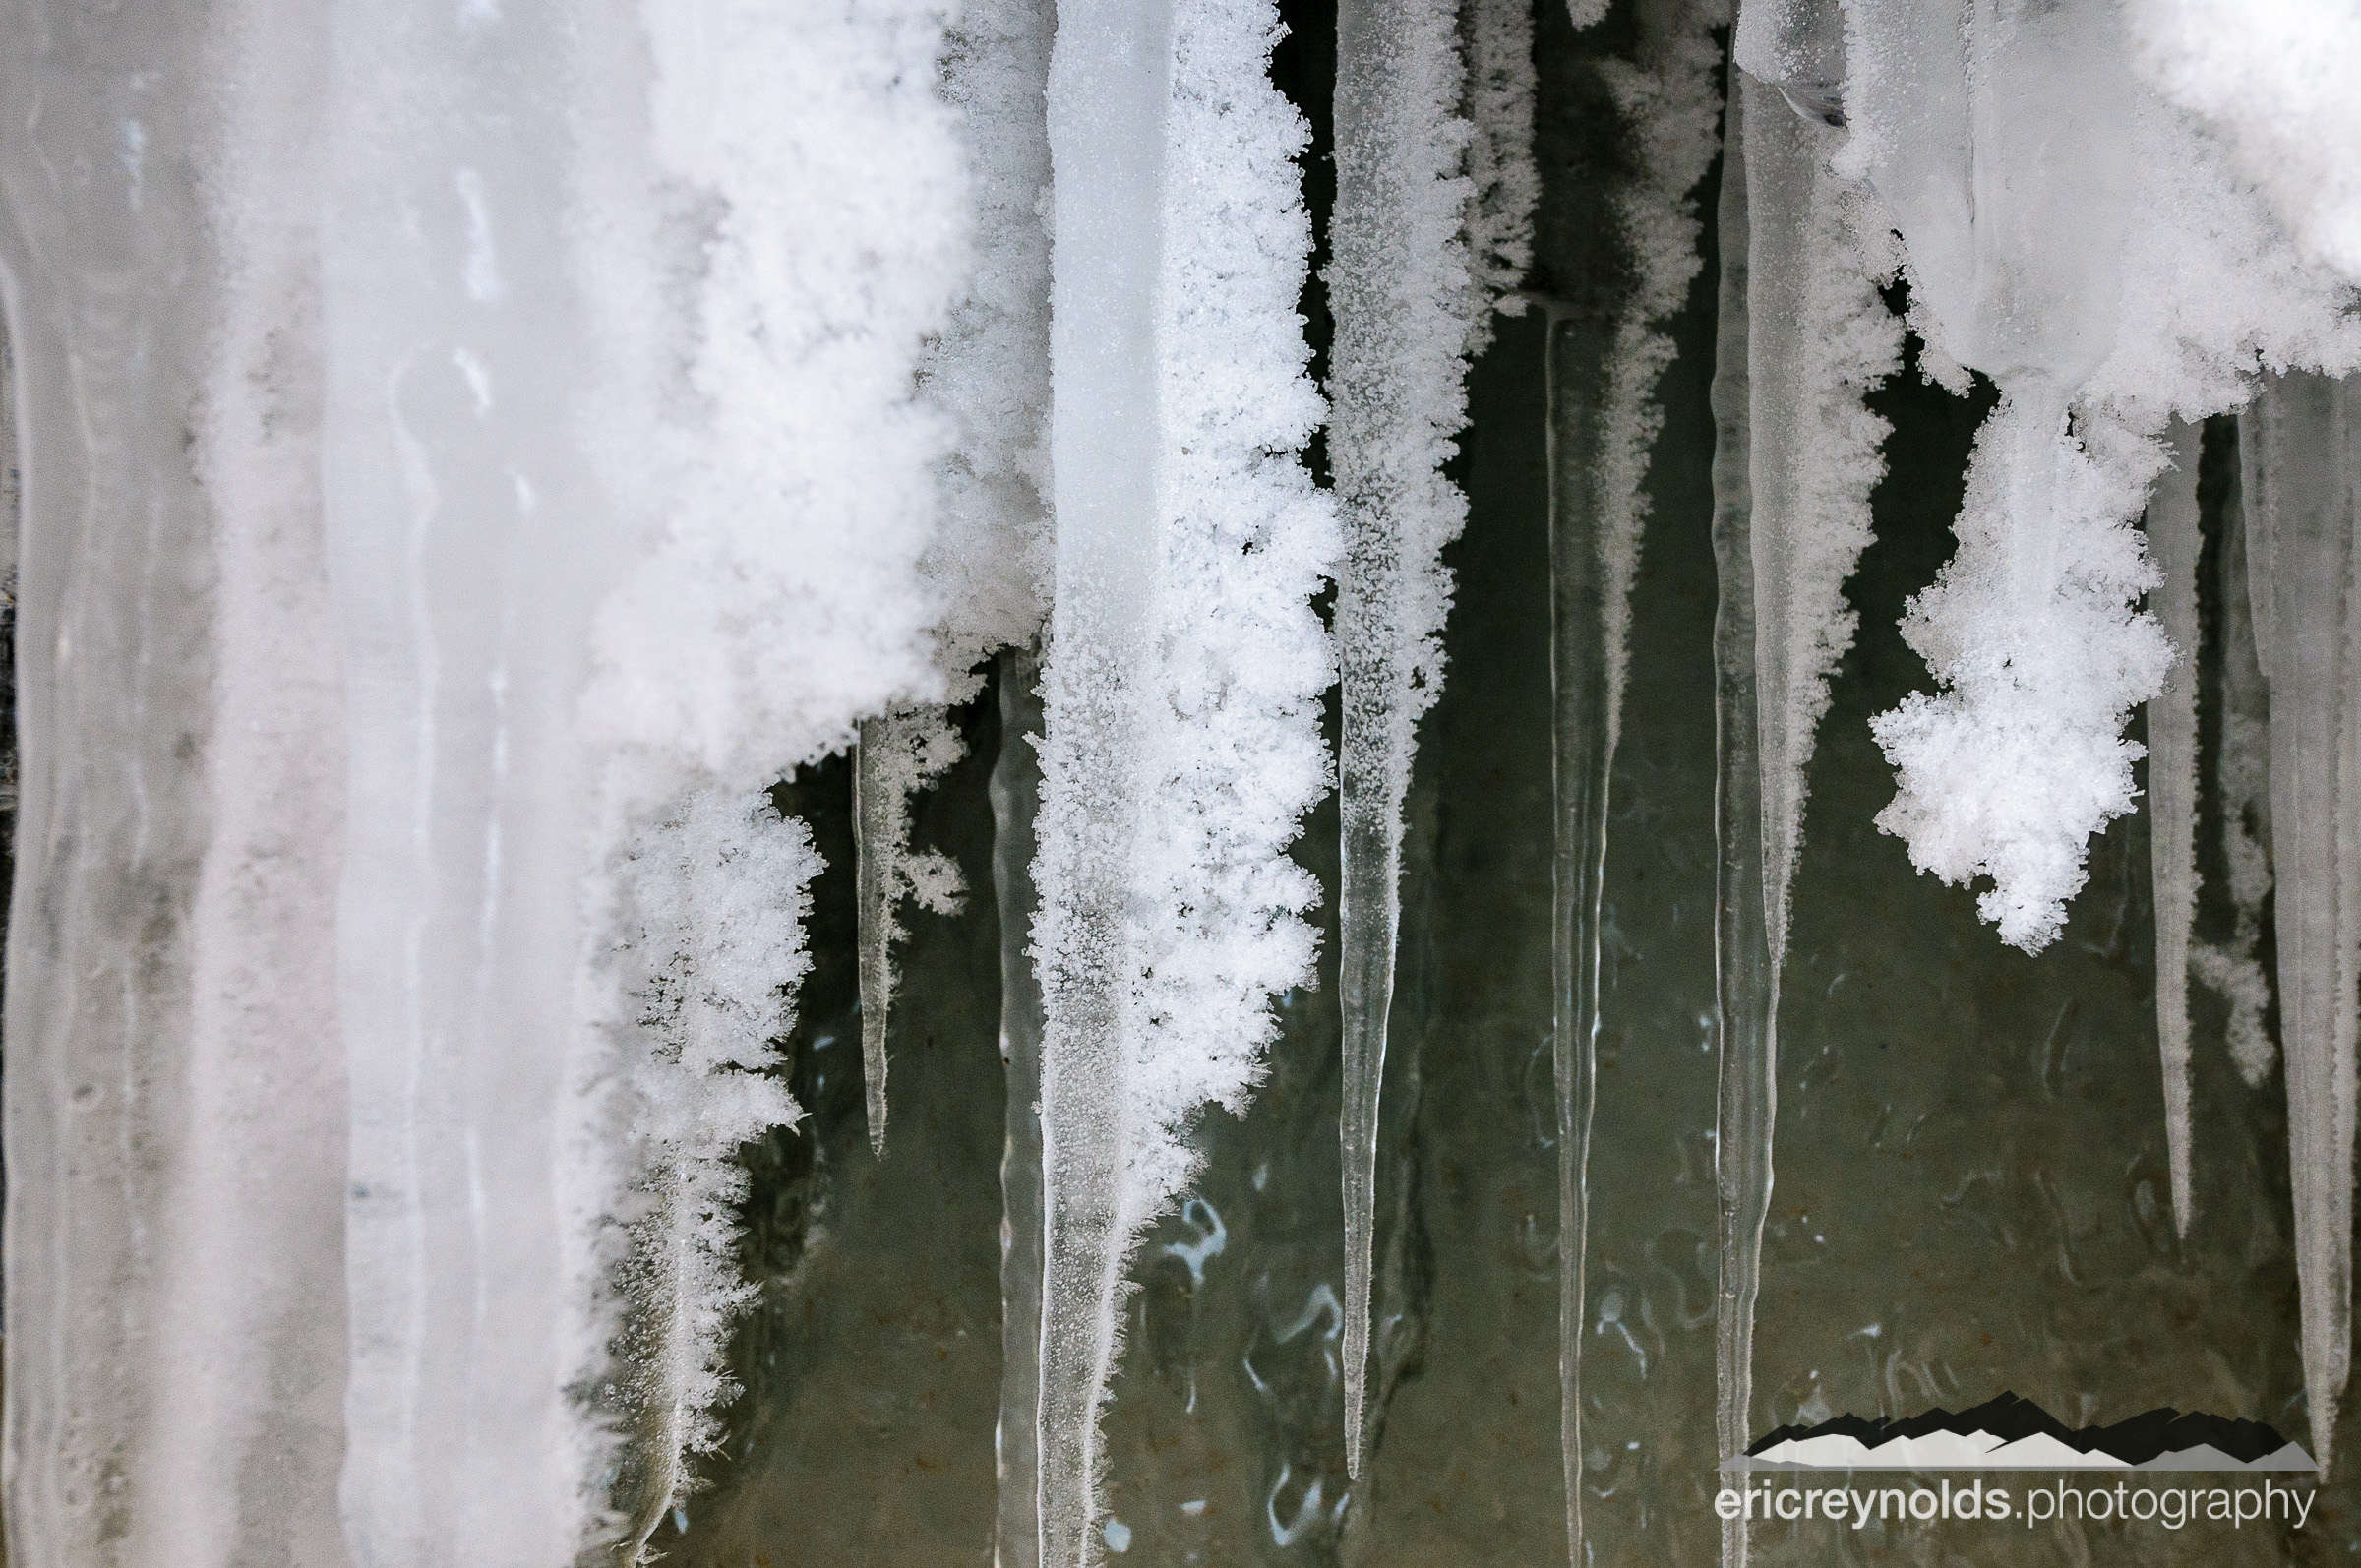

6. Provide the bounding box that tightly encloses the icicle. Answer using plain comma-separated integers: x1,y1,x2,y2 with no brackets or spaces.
1706,71,1771,1568
922,0,1057,669
2239,374,2359,1471
599,790,816,1563
322,0,974,1554
1738,82,1899,971
1035,1,1169,1555
993,646,1049,1568
2145,422,2203,1237
1034,0,1333,1559
856,708,969,1156
1542,286,1615,1568
1542,8,1723,1562
2192,455,2277,1088
1328,0,1478,1481
1709,66,1900,1568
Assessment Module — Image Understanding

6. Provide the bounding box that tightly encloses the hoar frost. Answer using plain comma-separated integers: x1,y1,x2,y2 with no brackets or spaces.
1839,0,2361,951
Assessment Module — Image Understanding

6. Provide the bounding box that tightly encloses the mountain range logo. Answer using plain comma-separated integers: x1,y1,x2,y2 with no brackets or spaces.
1723,1393,2317,1473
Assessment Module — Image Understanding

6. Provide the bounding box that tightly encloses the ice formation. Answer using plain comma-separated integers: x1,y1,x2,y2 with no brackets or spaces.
2146,424,2203,1238
2241,373,2360,1471
1843,0,2361,953
16,0,2361,1560
1709,60,1898,1568
1032,0,1334,1562
1707,77,1770,1568
1327,0,1494,1480
992,646,1050,1568
1544,4,1723,1562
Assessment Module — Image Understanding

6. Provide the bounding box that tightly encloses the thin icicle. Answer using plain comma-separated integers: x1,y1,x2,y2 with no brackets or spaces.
2239,375,2359,1471
2146,422,2203,1237
1328,0,1477,1481
1544,8,1723,1563
993,646,1049,1568
2193,459,2277,1088
1034,0,1334,1558
856,708,969,1155
1706,70,1771,1568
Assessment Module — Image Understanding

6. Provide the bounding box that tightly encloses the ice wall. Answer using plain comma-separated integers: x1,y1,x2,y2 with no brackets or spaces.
5,0,986,1559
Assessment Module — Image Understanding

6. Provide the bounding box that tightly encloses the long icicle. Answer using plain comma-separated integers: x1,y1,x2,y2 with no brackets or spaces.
1712,65,1903,1555
992,646,1049,1568
2240,372,2357,1471
2146,421,2204,1237
1544,7,1724,1559
1544,286,1617,1568
1706,68,1771,1568
1329,0,1477,1480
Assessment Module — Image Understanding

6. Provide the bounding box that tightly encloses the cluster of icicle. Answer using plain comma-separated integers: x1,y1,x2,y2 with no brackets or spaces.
11,0,2361,1565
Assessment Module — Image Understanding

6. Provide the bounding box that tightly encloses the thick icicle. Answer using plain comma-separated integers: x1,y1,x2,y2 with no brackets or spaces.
1739,72,1900,969
1543,7,1723,1562
1035,3,1170,1555
1708,79,1901,1550
856,708,968,1155
1706,72,1771,1568
994,646,1050,1568
2146,422,2203,1237
2239,374,2359,1471
1328,0,1478,1480
1034,0,1334,1559
323,0,975,1554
